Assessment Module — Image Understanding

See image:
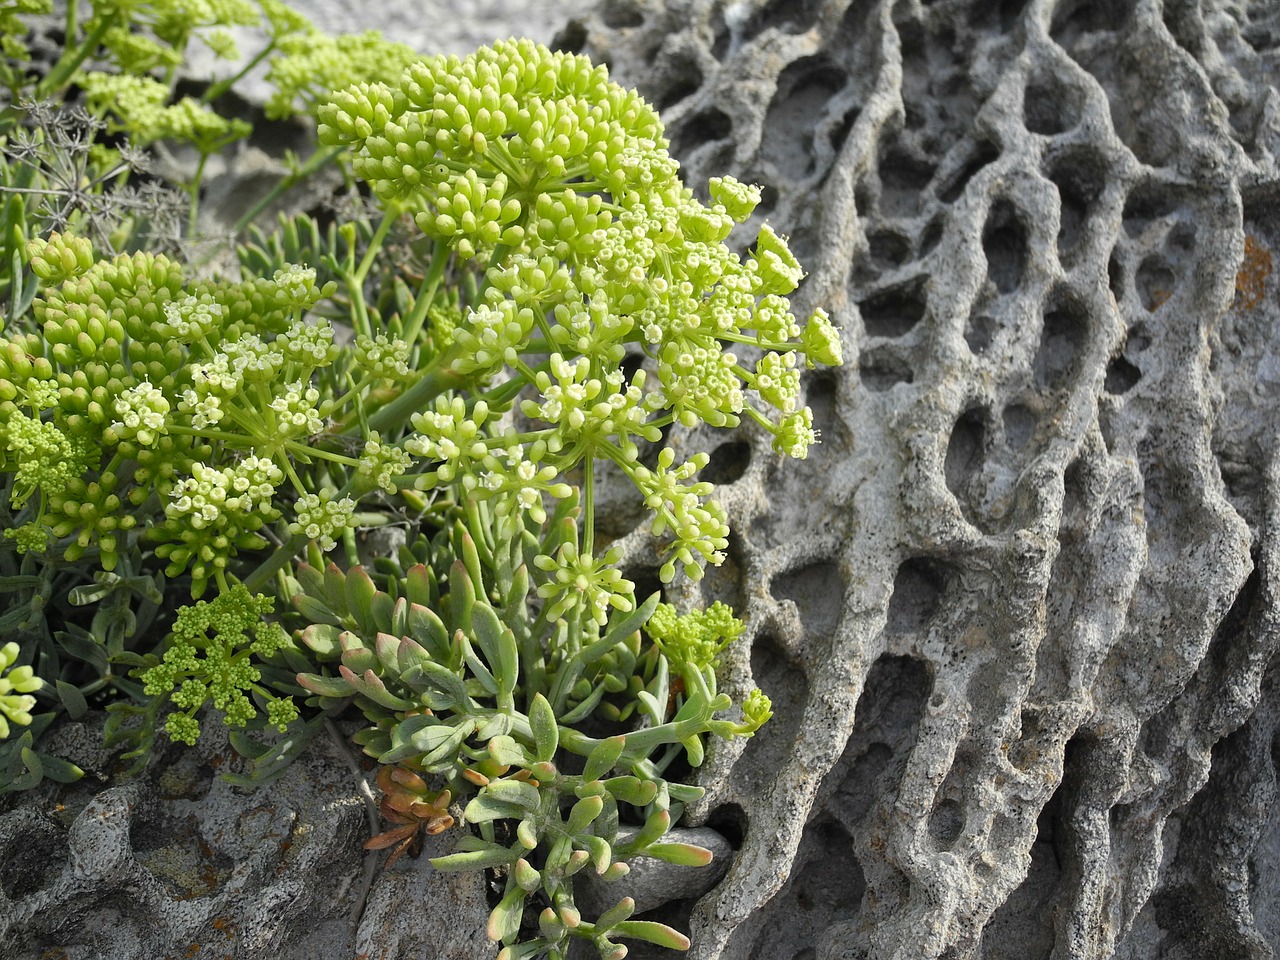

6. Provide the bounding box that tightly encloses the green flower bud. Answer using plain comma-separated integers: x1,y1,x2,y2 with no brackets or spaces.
802,307,843,368
751,224,804,295
27,233,94,284
0,641,43,740
754,351,801,414
772,406,819,459
708,175,763,223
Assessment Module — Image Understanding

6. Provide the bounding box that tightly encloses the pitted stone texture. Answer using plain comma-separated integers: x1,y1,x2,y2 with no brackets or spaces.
0,717,488,958
574,1,1280,958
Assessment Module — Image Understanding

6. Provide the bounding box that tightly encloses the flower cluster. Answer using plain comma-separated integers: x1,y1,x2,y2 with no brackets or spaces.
26,233,94,285
628,448,730,582
265,27,420,120
288,490,356,551
0,22,819,958
0,0,51,62
535,542,634,627
79,72,251,153
141,585,296,744
0,641,42,740
646,600,744,671
0,239,432,595
321,38,845,585
320,39,839,586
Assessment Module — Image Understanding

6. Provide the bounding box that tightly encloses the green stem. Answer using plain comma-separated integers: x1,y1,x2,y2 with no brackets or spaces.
282,439,360,467
345,271,372,340
33,10,118,101
399,238,449,347
581,455,595,558
743,405,775,431
242,532,309,593
64,0,79,56
322,375,376,423
353,207,397,286
167,425,256,446
187,153,211,239
364,356,468,436
201,40,278,105
475,366,546,409
232,145,345,235
472,244,511,308
717,330,800,352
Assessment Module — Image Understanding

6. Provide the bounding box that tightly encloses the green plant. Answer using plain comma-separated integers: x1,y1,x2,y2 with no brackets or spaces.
282,514,768,958
0,11,842,957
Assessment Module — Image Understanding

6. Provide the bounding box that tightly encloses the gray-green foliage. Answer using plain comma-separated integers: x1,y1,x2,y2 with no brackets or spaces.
281,496,768,959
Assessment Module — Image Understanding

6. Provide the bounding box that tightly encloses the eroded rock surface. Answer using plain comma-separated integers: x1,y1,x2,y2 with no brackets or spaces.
5,1,1280,958
579,0,1280,958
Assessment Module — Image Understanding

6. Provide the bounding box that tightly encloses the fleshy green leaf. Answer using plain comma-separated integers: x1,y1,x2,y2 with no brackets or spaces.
322,563,350,616
381,714,474,766
594,897,635,933
580,591,661,665
601,775,656,808
465,792,530,823
300,622,344,657
646,841,714,867
297,672,352,697
488,735,528,766
338,665,412,711
292,593,343,628
483,777,542,812
580,832,611,874
513,857,540,892
55,627,109,674
406,603,450,662
374,633,400,674
37,753,83,784
459,526,486,596
405,563,434,607
529,692,558,763
344,566,379,636
228,729,274,760
431,844,521,871
583,735,626,782
399,658,469,710
565,794,604,835
18,746,43,784
612,920,691,951
448,559,476,635
475,712,513,740
613,809,670,858
487,886,526,944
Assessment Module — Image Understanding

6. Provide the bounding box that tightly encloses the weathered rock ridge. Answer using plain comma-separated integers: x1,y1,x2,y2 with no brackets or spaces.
4,1,1280,958
578,1,1280,957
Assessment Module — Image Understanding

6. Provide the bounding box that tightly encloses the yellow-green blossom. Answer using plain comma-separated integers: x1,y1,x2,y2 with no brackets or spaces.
0,641,42,740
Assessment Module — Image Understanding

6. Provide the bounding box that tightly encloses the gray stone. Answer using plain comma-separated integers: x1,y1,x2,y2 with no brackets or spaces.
577,0,1280,958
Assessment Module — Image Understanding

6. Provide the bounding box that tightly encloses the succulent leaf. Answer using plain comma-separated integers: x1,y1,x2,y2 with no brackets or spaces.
530,692,559,763
582,734,626,782
613,921,692,951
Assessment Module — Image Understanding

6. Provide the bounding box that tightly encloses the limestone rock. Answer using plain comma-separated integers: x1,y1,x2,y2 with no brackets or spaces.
575,1,1280,958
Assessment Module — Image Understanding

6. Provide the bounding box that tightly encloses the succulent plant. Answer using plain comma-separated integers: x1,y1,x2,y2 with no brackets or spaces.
283,497,767,957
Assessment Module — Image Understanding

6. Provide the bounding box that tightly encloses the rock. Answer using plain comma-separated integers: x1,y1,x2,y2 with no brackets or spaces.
572,1,1280,958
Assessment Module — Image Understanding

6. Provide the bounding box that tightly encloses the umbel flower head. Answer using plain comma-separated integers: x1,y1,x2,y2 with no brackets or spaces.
323,38,844,583
0,641,42,740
